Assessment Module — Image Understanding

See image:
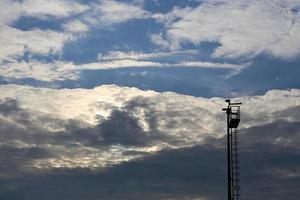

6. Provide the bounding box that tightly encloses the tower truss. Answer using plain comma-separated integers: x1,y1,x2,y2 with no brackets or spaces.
223,100,241,200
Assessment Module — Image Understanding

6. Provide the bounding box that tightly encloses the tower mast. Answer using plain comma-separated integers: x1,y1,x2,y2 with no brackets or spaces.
222,99,241,200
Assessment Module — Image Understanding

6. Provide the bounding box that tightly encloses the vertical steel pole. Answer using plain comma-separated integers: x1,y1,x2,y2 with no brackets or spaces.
227,108,232,200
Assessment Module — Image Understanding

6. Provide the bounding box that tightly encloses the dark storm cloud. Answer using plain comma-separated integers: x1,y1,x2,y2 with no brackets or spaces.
62,98,168,147
237,104,300,151
74,96,175,147
0,97,163,147
98,110,152,146
0,97,169,178
0,145,225,200
273,105,300,121
0,99,58,177
0,98,66,145
124,96,159,130
0,146,52,178
0,98,300,199
240,120,300,150
0,114,299,200
237,121,300,200
0,98,21,115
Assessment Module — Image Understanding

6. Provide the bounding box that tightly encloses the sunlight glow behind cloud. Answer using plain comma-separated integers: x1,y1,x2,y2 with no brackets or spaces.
0,84,299,171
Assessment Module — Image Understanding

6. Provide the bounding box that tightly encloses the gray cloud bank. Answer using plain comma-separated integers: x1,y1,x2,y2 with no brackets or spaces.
0,85,299,199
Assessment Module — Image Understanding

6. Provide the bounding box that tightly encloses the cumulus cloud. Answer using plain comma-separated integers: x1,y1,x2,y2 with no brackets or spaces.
0,85,299,199
0,84,299,174
0,84,299,199
155,0,300,59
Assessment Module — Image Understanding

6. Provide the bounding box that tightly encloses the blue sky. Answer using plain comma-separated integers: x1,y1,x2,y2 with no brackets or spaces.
1,0,299,97
0,0,300,199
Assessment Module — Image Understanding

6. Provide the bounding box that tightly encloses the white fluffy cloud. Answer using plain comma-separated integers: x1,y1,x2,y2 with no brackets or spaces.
156,0,300,59
92,0,151,24
0,84,299,170
0,26,70,61
0,0,90,61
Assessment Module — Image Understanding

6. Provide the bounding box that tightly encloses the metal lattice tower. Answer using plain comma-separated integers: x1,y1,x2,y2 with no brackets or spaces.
222,100,241,200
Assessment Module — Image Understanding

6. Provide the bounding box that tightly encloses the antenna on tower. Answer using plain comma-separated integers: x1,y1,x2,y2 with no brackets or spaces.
222,99,242,200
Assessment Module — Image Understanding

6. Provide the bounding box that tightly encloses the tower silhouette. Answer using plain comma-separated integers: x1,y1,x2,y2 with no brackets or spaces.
223,99,241,200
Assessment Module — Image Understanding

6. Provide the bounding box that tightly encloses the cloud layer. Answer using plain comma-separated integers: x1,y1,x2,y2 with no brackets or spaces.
0,55,246,82
0,84,299,173
0,84,299,199
157,0,300,59
1,0,300,83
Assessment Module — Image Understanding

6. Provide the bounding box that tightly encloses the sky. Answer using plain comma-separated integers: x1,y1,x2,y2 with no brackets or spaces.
0,0,300,199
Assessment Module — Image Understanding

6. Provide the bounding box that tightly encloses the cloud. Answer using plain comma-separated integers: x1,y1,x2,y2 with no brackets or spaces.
152,6,195,26
2,0,299,83
86,50,247,70
91,0,151,24
98,110,163,146
97,50,200,61
150,33,173,49
0,0,151,60
0,0,152,63
0,84,299,174
0,85,299,199
63,19,90,33
1,123,300,199
21,0,89,19
0,0,89,61
0,0,256,82
0,0,179,82
155,0,300,59
0,60,79,82
0,55,247,82
0,26,69,61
